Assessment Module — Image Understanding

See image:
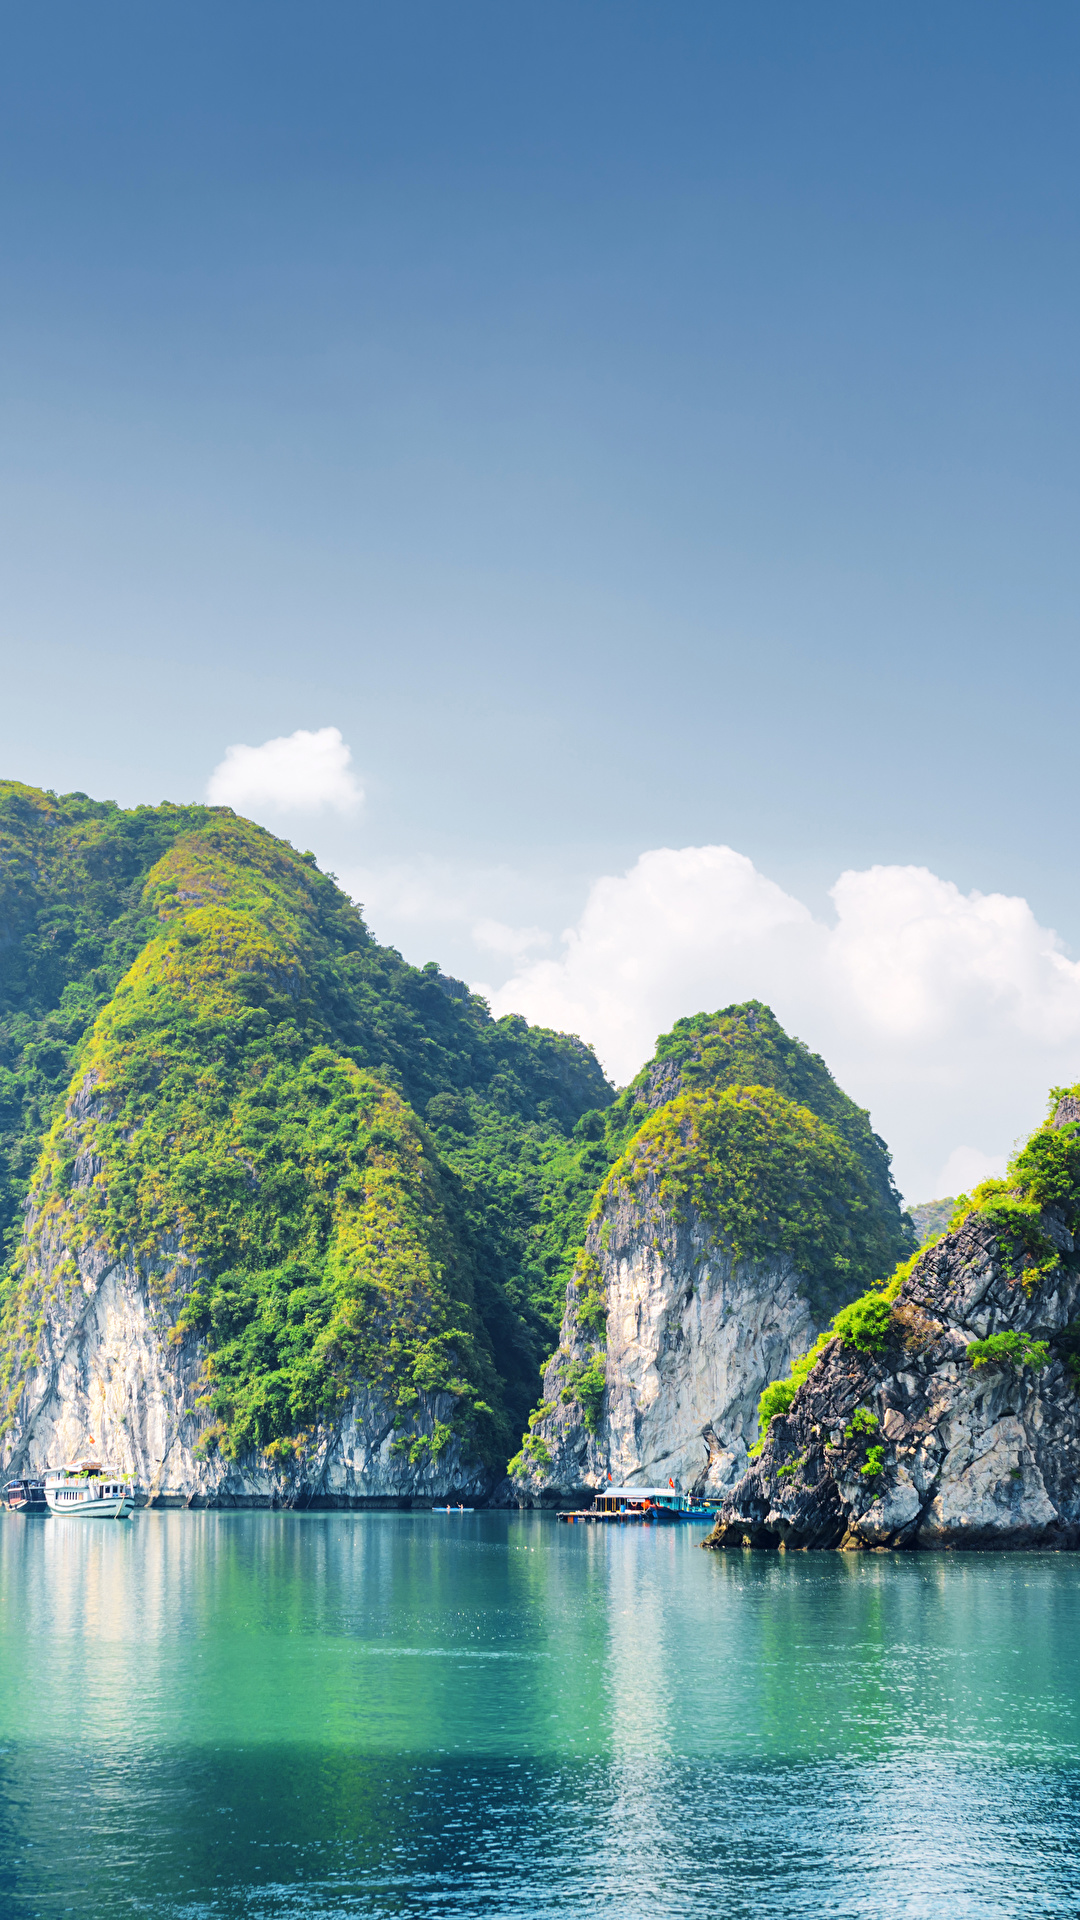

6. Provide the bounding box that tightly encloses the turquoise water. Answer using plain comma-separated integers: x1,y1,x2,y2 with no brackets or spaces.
2,1512,1079,1916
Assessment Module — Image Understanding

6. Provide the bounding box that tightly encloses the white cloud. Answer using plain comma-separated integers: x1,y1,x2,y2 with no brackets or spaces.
207,727,362,817
472,918,551,959
488,846,1080,1203
335,854,587,983
486,847,813,1067
933,1146,1008,1199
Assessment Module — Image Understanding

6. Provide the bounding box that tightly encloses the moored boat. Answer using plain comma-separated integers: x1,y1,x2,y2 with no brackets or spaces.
558,1486,720,1524
44,1461,137,1519
3,1476,48,1514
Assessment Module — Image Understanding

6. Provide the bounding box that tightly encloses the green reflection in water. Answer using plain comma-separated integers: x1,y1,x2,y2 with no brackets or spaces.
3,1511,1080,1917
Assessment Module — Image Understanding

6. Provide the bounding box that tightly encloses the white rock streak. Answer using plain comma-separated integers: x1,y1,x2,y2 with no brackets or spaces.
523,1170,827,1501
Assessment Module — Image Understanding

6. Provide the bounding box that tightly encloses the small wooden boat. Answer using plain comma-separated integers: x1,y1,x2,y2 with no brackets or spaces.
3,1477,48,1514
44,1461,136,1519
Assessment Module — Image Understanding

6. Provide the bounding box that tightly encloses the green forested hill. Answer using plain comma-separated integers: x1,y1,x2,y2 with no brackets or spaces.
0,784,613,1451
0,784,914,1474
524,999,916,1325
511,1010,918,1481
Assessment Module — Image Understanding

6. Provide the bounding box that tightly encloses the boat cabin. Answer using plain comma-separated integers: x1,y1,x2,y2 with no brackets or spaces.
3,1477,47,1514
43,1461,136,1518
594,1486,692,1514
47,1464,125,1498
558,1484,718,1524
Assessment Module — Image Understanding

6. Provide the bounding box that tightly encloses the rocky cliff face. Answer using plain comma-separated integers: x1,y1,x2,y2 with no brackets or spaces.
1,1206,491,1507
514,1167,830,1504
0,1091,494,1507
512,1076,906,1506
705,1192,1080,1552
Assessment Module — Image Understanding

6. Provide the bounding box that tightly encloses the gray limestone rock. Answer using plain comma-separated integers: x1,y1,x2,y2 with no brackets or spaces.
512,1164,833,1505
704,1207,1080,1552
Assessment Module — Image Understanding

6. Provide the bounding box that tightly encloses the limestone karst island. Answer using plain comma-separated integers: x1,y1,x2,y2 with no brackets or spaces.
4,778,1079,1550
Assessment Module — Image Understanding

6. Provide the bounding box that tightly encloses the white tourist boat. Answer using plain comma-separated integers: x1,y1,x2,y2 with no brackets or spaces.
44,1461,136,1518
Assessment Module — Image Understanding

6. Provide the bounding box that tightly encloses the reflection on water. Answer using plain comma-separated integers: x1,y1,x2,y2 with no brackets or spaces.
2,1511,1079,1916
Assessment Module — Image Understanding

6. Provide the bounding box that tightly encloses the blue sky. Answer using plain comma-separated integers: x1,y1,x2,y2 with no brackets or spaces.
3,4,1080,1192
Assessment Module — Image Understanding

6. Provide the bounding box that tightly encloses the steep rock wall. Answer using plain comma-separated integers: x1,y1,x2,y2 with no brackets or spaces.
0,1158,493,1508
705,1206,1080,1551
514,1169,828,1502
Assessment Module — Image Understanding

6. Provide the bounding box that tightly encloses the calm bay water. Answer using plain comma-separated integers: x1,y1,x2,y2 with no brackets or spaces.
1,1512,1079,1917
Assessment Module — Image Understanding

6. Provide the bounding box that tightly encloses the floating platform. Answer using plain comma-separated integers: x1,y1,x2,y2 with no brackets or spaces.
558,1486,718,1525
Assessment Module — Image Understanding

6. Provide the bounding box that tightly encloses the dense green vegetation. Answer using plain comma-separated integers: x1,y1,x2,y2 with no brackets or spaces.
600,1082,905,1321
967,1330,1049,1371
0,786,613,1453
530,1001,915,1324
0,784,214,1273
949,1092,1080,1290
0,785,924,1477
623,1001,911,1232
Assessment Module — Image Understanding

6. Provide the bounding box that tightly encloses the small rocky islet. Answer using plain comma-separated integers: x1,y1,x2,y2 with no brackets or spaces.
2,777,1079,1548
703,1093,1080,1552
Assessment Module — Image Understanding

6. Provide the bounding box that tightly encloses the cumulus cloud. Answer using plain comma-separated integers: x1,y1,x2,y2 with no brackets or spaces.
336,854,582,979
472,918,552,959
489,847,1080,1203
207,727,362,816
935,1146,1009,1197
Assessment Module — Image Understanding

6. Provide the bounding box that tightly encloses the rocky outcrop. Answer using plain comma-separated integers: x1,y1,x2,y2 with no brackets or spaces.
512,1165,831,1505
0,1130,493,1508
705,1204,1080,1551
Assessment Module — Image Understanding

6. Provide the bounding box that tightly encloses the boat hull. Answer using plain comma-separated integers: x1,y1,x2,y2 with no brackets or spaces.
559,1507,676,1524
3,1482,48,1515
44,1494,134,1518
44,1489,135,1518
